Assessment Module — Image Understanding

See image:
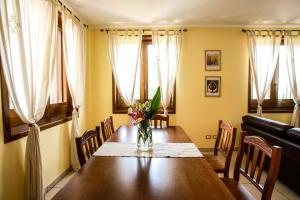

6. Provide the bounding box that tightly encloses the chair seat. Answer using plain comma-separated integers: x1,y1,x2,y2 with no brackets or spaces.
221,178,255,200
204,154,225,173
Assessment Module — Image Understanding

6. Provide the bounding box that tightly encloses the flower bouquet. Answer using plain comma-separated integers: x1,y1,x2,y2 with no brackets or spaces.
128,87,161,151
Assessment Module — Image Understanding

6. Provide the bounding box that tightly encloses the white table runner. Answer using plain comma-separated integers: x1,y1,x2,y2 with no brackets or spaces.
93,142,203,158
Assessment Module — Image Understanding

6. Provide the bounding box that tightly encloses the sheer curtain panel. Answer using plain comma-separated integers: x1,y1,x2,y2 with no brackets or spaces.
285,33,300,127
62,13,86,171
108,30,142,106
246,31,281,116
152,30,182,115
0,0,57,199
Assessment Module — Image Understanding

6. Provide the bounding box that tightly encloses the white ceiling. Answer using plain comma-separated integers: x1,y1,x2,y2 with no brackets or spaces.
67,0,300,27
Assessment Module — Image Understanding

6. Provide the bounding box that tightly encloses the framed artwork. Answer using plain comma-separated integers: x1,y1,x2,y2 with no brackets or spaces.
205,76,221,97
205,50,221,71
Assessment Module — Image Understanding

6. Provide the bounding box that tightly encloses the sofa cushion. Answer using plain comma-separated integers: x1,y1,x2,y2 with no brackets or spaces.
287,128,300,141
242,115,293,136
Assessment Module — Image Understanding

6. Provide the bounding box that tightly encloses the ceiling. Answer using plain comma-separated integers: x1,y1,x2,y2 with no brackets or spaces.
67,0,300,27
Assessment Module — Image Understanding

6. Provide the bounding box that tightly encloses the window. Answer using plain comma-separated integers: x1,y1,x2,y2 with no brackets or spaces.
248,44,294,113
113,35,176,113
1,12,72,143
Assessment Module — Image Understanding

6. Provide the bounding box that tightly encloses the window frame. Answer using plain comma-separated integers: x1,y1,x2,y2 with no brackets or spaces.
0,12,73,143
248,60,294,113
112,35,176,114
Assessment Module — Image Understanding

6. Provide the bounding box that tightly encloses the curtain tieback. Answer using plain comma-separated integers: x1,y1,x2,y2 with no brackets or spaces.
163,108,168,116
28,123,39,128
72,107,79,118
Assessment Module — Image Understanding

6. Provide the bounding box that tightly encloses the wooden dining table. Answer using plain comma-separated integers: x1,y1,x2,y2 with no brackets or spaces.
53,125,235,200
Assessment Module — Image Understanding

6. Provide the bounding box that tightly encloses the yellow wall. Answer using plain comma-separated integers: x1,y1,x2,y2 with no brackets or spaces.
88,28,292,148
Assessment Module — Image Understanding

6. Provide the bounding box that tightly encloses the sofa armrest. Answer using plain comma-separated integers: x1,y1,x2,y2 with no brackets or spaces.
242,115,293,136
287,128,300,141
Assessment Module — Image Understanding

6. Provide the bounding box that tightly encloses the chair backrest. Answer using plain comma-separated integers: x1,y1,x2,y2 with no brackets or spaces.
151,114,169,128
214,120,237,177
101,116,115,141
233,131,282,200
76,129,102,166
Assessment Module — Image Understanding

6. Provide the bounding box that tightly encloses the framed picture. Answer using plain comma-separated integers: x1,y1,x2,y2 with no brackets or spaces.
205,50,221,71
205,76,221,97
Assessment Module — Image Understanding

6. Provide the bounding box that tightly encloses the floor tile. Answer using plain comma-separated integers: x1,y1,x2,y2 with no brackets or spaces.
46,187,61,200
55,171,75,188
275,181,300,200
242,183,288,200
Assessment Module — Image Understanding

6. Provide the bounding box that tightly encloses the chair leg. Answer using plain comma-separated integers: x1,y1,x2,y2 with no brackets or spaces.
224,168,229,178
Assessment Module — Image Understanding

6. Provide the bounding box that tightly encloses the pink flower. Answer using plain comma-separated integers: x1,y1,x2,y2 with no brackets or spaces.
128,107,145,125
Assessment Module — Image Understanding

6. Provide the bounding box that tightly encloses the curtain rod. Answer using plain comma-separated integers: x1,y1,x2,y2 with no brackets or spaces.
242,29,300,33
100,28,188,33
57,0,88,28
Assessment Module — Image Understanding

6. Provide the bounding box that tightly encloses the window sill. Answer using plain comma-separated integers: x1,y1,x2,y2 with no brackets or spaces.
4,114,72,143
248,107,294,113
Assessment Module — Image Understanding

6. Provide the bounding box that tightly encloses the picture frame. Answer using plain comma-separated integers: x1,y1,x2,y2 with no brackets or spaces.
205,50,221,71
205,76,221,97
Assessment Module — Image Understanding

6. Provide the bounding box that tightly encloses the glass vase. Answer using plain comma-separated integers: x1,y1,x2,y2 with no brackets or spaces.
137,119,153,151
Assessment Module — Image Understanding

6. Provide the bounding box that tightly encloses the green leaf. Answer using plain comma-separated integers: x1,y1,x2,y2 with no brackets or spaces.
146,87,161,119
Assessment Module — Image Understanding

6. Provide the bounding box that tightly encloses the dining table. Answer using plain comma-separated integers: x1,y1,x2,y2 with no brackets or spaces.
53,125,235,200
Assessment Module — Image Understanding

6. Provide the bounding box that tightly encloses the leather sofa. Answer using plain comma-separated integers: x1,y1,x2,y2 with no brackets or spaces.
241,115,300,194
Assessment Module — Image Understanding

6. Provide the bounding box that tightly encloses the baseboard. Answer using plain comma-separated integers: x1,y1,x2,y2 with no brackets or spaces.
45,166,72,193
198,148,215,152
199,147,238,152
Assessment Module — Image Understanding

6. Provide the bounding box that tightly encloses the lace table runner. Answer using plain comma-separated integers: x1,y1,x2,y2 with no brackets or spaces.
93,142,203,158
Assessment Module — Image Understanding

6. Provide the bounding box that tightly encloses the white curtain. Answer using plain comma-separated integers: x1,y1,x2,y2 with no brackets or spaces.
108,30,142,106
246,31,281,116
284,33,300,127
152,30,182,115
0,0,57,199
62,13,86,171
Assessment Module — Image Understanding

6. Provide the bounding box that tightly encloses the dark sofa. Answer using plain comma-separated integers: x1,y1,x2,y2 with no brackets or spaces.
241,115,300,194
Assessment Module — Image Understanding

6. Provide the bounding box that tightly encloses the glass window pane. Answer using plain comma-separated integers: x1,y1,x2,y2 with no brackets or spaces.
133,62,140,100
50,29,64,104
278,46,292,99
148,44,159,99
114,42,140,101
251,73,270,99
9,98,14,109
62,62,68,102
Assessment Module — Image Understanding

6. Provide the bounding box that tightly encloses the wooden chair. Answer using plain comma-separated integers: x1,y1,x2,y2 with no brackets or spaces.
76,129,102,166
100,116,115,141
222,131,282,200
204,120,237,178
151,114,169,128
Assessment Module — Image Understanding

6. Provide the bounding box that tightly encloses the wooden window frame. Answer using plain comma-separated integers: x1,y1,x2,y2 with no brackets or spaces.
0,12,73,143
248,61,294,113
112,35,176,114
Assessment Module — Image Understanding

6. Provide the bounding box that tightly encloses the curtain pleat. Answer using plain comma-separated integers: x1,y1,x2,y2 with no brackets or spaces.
62,13,86,171
25,124,43,200
284,33,300,127
152,30,182,115
108,30,142,106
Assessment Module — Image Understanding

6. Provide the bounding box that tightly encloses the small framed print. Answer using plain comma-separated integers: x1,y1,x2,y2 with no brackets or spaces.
205,76,221,97
205,50,221,71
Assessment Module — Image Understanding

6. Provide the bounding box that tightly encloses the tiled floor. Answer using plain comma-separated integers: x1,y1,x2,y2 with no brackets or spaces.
46,151,300,200
46,172,75,200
